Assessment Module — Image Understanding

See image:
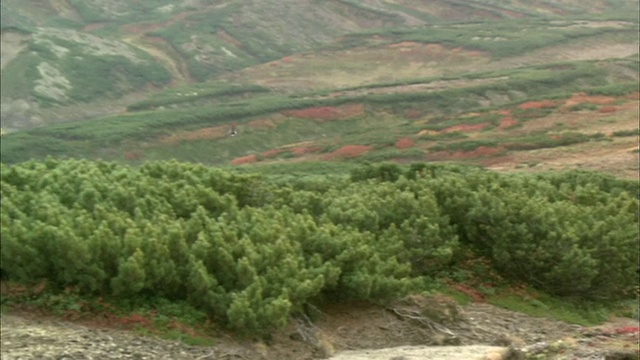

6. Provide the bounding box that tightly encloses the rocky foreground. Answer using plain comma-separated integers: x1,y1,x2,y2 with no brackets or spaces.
1,299,638,360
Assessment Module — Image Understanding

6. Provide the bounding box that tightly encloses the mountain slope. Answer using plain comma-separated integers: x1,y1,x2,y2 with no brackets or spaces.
1,0,638,177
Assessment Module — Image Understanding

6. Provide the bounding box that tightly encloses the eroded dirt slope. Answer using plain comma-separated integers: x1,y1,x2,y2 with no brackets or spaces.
2,297,637,360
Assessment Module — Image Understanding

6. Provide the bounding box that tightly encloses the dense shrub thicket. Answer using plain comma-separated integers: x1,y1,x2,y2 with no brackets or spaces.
1,160,637,334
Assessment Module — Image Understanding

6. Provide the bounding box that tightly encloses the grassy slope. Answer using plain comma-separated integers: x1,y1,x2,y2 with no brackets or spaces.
1,0,638,179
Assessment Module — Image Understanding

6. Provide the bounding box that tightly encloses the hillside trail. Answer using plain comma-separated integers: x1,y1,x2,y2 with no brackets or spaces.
1,297,637,360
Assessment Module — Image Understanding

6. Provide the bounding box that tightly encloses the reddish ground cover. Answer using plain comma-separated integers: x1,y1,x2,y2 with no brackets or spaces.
564,92,617,107
395,138,416,149
599,106,617,113
494,109,512,116
499,117,519,129
284,104,365,121
323,145,373,160
518,100,559,110
261,149,284,158
441,122,491,133
291,146,324,156
231,154,258,165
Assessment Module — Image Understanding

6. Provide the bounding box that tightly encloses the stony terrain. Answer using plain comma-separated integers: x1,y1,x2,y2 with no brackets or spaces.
2,298,637,360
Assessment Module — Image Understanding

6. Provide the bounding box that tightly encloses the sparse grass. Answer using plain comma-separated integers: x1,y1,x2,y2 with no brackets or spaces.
340,19,637,59
127,82,270,111
488,291,610,326
611,129,638,137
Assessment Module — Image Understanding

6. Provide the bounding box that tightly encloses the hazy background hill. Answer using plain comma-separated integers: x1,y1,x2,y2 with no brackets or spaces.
1,0,638,177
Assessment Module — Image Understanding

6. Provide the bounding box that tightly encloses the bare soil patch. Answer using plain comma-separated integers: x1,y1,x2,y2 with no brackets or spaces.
395,137,416,149
498,117,519,130
518,100,559,110
563,92,617,107
231,154,259,165
3,296,636,360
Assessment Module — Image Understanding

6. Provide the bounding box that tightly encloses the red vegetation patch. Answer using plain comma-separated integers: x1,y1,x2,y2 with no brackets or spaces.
323,145,373,160
231,154,258,165
291,146,324,156
499,117,519,129
518,100,559,110
564,92,617,107
494,109,512,116
395,138,416,149
282,56,293,63
261,149,284,158
441,122,491,133
599,106,617,113
608,326,639,335
284,104,365,121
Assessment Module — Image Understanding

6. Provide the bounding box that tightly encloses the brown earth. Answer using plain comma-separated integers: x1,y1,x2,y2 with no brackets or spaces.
231,154,259,165
395,137,416,149
499,117,519,130
261,149,285,159
563,92,617,108
2,295,637,360
518,100,560,110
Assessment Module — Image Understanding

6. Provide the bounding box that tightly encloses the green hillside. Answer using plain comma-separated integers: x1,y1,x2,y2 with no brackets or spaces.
1,0,638,177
